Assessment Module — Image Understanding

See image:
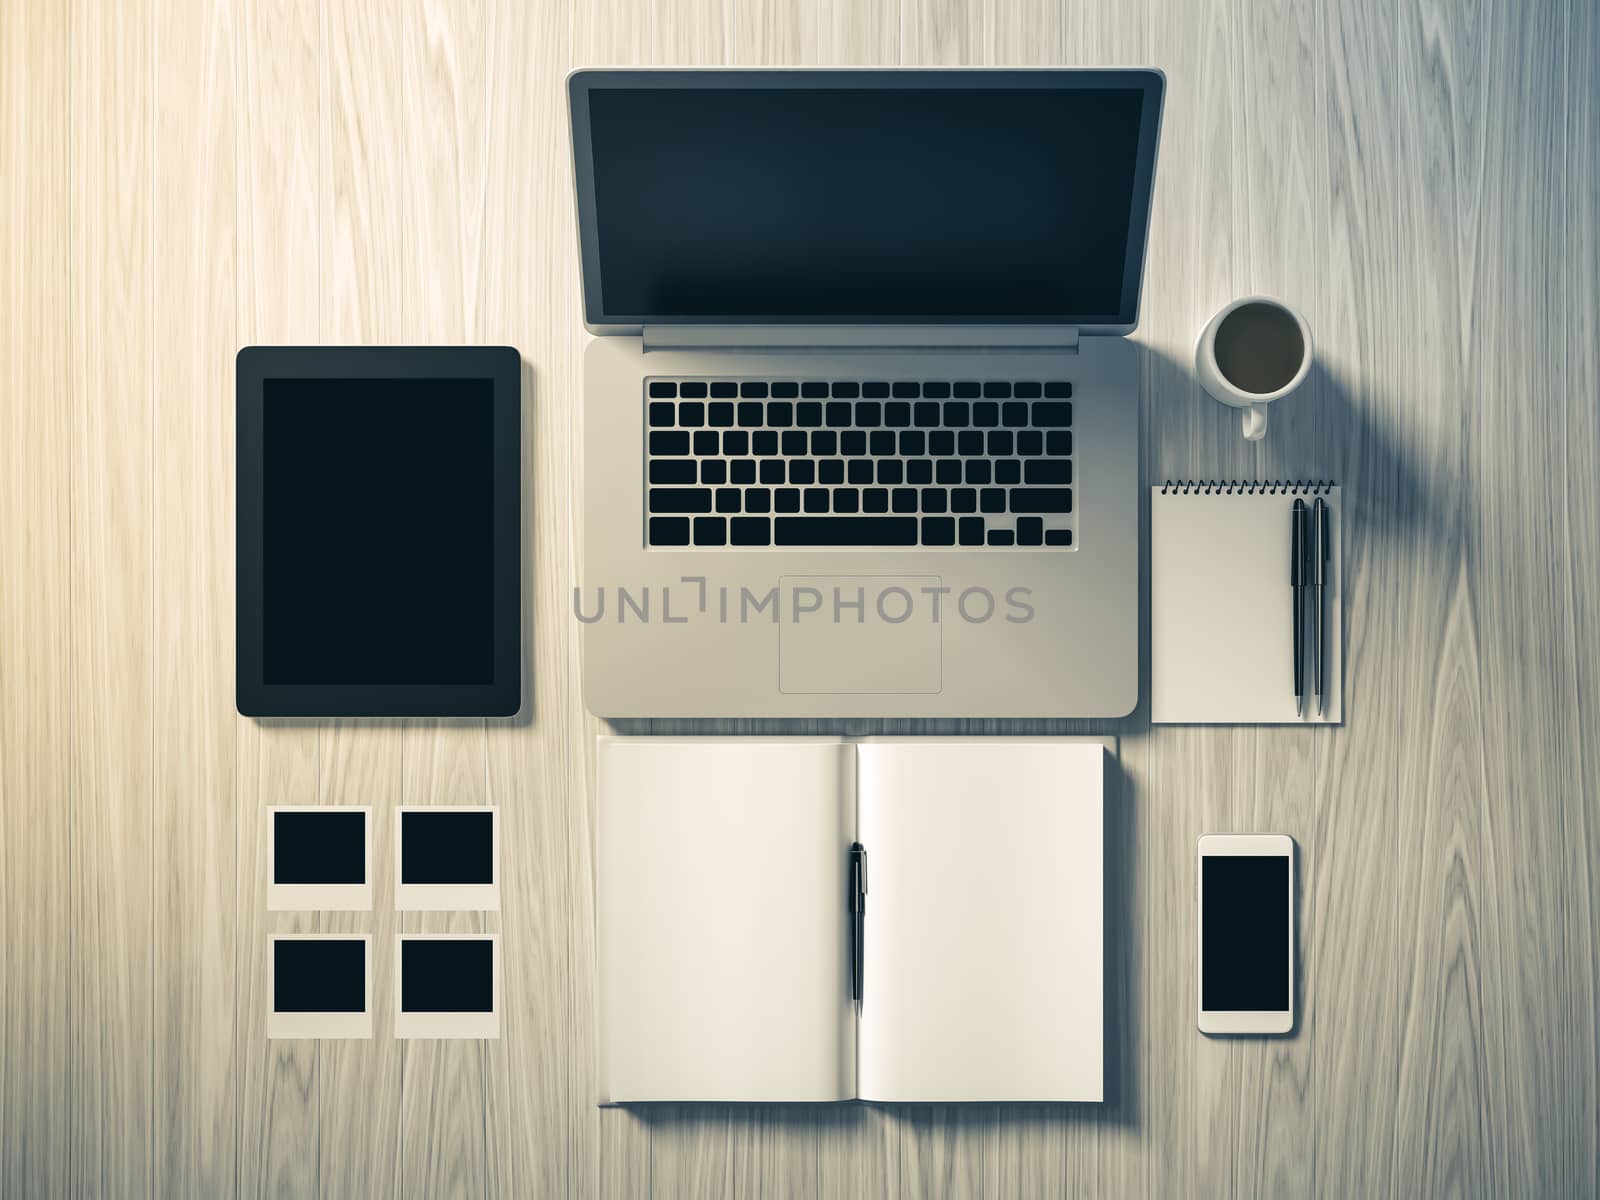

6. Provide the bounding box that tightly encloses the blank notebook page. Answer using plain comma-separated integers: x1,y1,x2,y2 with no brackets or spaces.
855,741,1104,1103
597,738,856,1102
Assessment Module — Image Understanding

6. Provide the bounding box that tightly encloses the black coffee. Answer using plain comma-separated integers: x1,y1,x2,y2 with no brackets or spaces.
1213,303,1305,395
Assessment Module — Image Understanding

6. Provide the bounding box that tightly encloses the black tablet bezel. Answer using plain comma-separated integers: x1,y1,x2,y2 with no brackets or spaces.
236,345,521,717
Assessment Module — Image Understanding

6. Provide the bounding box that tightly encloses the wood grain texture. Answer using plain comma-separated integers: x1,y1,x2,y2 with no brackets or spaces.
1,0,1597,1195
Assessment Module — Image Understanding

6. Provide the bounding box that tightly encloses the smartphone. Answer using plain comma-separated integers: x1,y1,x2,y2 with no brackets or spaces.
1197,834,1295,1034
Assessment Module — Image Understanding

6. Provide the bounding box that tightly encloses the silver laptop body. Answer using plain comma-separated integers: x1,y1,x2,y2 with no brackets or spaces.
570,68,1165,718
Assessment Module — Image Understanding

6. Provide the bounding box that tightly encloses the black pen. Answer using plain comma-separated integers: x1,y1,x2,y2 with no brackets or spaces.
1312,497,1329,715
849,843,867,1010
1291,499,1307,716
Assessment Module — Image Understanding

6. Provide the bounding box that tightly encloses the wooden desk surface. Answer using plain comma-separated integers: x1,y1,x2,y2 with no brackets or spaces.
2,0,1595,1194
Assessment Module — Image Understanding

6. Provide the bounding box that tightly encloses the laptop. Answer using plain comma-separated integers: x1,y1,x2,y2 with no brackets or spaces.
569,69,1165,718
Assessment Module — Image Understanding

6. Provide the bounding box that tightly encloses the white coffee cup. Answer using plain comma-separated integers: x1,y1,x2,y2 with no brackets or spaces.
1195,296,1313,440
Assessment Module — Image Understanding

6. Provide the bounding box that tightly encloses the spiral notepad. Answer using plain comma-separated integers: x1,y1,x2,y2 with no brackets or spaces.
1152,481,1343,724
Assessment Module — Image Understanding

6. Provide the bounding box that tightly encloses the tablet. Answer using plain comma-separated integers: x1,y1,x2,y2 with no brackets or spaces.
237,346,521,716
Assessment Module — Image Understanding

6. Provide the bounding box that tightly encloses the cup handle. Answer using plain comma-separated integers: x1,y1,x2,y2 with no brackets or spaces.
1242,404,1268,441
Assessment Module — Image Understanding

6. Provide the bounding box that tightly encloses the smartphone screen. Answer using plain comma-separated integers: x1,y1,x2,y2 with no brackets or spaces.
1198,836,1293,1031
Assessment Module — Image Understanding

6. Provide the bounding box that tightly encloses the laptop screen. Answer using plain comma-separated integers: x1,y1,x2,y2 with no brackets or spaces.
571,71,1163,328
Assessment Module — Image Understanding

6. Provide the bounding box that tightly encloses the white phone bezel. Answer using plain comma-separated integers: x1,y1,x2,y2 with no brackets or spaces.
1197,833,1294,1035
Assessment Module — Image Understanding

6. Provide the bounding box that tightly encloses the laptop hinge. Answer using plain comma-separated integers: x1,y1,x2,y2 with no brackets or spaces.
641,325,1081,353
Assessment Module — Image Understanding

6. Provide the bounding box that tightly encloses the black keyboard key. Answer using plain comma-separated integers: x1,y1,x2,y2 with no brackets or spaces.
855,401,882,426
767,401,794,426
987,528,1015,546
694,431,718,456
811,430,837,456
679,381,707,399
722,430,748,456
1046,529,1073,546
921,488,948,514
745,488,771,513
775,516,919,545
1044,381,1073,398
649,401,675,426
863,488,889,513
759,460,785,484
899,430,925,456
651,488,711,513
935,459,961,485
710,381,737,399
1017,430,1044,456
877,460,904,485
923,381,951,399
929,430,956,456
679,401,705,426
650,430,690,455
796,402,824,427
870,431,896,456
1034,401,1073,425
782,430,808,456
649,516,689,544
649,381,677,398
1046,430,1073,456
981,488,1006,514
891,488,919,514
892,381,919,398
804,488,829,513
1017,517,1043,545
737,401,764,427
753,431,779,456
966,460,991,484
862,381,890,399
825,402,853,427
1009,488,1073,513
731,516,770,545
953,381,981,399
848,460,873,484
884,402,911,427
1001,401,1029,427
958,431,984,456
943,401,970,426
789,459,815,485
775,488,801,513
972,402,1000,427
951,487,977,513
650,460,697,485
1013,381,1042,399
818,459,844,485
694,516,726,545
983,381,1011,398
907,460,933,485
959,516,985,545
831,380,860,399
988,431,1013,456
770,381,798,399
701,460,727,485
730,459,756,485
716,487,740,513
921,516,955,545
801,381,830,399
911,402,938,427
833,489,860,513
841,430,867,456
740,381,769,399
995,459,1021,485
1025,460,1072,484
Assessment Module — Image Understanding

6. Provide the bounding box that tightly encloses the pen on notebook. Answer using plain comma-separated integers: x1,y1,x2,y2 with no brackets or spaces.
849,843,867,1010
1312,497,1328,716
1291,499,1307,716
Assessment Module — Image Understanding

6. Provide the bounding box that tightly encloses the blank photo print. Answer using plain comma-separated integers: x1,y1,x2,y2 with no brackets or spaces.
268,806,372,910
268,936,372,1039
396,807,499,911
395,935,500,1039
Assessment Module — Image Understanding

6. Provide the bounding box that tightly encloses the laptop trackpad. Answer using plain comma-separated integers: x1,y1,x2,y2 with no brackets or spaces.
778,576,943,694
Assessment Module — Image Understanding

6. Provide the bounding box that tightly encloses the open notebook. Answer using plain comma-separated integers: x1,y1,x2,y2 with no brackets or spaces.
597,736,1105,1104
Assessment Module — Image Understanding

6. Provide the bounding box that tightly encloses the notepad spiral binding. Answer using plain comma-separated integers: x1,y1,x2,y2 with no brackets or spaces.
1159,479,1336,495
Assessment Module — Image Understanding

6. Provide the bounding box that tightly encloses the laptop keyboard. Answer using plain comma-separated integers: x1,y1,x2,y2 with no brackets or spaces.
644,379,1076,549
